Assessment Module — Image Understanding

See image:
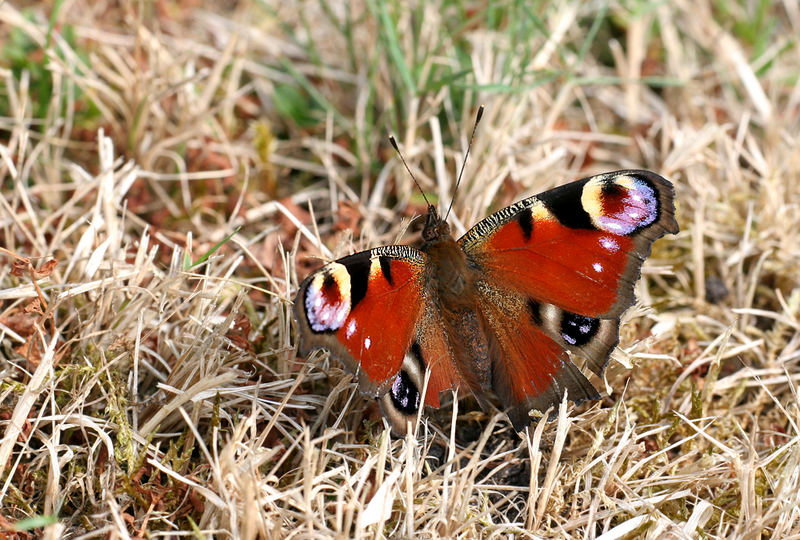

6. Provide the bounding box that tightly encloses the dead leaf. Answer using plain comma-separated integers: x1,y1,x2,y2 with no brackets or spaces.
10,259,29,277
32,259,57,279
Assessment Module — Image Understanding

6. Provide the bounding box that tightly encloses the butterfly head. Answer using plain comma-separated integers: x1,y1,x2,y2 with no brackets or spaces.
422,204,451,243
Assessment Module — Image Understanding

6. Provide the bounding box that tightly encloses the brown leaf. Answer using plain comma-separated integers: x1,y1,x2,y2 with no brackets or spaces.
22,300,42,315
0,310,37,338
259,196,314,280
0,514,34,539
187,487,205,514
276,196,311,235
15,340,43,369
226,315,255,353
10,259,29,277
32,259,57,279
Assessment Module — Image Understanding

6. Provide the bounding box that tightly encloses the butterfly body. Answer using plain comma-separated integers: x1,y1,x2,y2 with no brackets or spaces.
293,170,678,433
422,213,472,309
419,216,492,399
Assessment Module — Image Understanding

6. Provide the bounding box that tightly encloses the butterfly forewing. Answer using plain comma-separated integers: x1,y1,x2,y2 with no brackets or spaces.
294,245,426,395
459,170,678,319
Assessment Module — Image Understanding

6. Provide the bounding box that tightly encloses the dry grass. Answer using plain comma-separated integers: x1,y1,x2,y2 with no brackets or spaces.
1,1,799,538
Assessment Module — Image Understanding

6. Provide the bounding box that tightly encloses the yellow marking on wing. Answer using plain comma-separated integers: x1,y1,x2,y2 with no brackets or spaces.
580,178,605,223
530,199,555,222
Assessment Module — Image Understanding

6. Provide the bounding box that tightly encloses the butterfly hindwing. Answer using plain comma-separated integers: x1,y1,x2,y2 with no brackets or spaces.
379,299,472,433
528,301,621,376
473,280,600,430
294,245,426,395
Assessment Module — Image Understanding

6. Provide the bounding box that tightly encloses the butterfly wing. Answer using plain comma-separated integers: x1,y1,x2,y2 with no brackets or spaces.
460,170,678,425
378,301,467,433
460,170,678,319
474,281,602,430
293,245,427,395
296,170,677,432
528,301,621,376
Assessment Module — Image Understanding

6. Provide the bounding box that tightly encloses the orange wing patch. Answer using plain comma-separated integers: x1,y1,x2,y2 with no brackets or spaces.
334,257,424,383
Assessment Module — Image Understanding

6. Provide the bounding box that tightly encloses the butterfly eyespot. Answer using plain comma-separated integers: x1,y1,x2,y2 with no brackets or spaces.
390,370,420,414
582,176,659,235
379,343,426,435
304,264,352,333
560,313,600,347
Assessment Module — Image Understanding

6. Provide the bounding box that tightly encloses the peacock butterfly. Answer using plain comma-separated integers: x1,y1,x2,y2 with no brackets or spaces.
292,108,678,434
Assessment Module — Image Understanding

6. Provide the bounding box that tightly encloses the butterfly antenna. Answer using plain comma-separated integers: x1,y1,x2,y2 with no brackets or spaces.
389,135,430,208
445,105,484,221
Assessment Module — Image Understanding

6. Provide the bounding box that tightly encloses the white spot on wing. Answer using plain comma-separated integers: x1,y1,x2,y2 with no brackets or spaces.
364,337,371,350
593,262,603,272
600,236,619,252
347,320,357,338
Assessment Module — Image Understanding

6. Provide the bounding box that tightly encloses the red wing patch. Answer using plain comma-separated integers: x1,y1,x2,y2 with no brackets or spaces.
334,258,423,383
415,302,464,408
479,220,635,317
